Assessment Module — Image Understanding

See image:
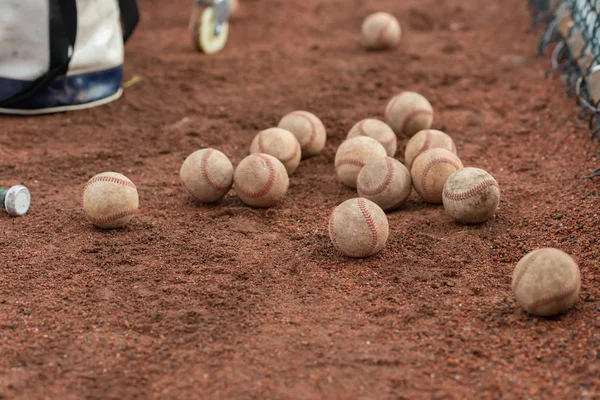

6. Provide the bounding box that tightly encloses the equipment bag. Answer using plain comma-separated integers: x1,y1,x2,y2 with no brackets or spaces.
0,0,139,115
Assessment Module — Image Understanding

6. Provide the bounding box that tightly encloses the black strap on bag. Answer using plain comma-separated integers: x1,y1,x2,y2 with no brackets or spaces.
0,0,77,107
0,0,139,108
119,0,140,43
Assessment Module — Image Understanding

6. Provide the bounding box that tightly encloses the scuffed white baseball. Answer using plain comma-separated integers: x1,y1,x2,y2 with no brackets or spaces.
442,167,500,224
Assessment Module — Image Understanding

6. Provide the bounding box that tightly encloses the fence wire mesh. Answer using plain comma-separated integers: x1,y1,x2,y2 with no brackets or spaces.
529,0,600,178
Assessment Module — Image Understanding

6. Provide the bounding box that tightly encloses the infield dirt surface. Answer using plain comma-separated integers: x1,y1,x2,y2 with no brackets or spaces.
1,0,599,398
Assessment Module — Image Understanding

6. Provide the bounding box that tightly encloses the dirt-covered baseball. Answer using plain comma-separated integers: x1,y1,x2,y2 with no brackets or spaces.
347,118,397,157
443,168,500,224
250,128,301,175
278,111,327,159
234,153,289,208
411,148,463,203
357,157,412,211
512,248,581,317
334,136,388,188
404,129,456,169
385,91,434,137
329,197,389,258
82,172,139,229
361,12,402,50
180,148,234,203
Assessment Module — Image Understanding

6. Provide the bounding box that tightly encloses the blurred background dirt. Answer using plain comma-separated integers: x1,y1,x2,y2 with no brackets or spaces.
0,0,599,398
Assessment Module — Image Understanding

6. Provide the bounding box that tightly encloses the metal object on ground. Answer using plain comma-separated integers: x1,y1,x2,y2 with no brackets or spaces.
189,0,231,54
0,185,31,217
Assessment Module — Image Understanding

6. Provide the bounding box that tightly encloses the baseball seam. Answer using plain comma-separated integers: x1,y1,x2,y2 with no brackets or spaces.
511,252,539,293
201,149,230,191
384,92,405,122
357,119,396,147
376,17,394,47
288,111,317,148
279,138,301,163
411,130,432,168
379,134,397,147
335,158,366,168
401,109,434,136
358,198,379,257
420,157,461,200
443,179,499,202
83,175,136,192
81,176,138,226
234,154,277,198
257,132,266,153
328,207,348,256
87,208,139,225
527,280,580,315
359,157,395,196
256,132,300,164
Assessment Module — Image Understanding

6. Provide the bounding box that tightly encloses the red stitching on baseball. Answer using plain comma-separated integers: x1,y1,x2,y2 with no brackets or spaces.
87,208,139,225
420,157,461,200
358,119,368,137
512,252,540,293
376,17,394,47
81,175,137,217
411,130,432,168
357,119,396,147
288,111,317,148
335,158,366,168
378,134,396,147
328,206,347,256
384,92,405,122
527,280,580,314
257,132,266,153
234,154,277,198
443,179,499,202
401,109,434,136
278,137,300,163
359,158,395,196
201,149,231,191
83,175,136,192
358,198,379,257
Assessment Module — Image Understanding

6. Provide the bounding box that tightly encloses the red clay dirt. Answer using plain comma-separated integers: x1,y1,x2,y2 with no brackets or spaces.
1,0,599,398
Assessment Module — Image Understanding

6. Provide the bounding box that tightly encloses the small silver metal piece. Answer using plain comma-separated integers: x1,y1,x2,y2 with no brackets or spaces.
0,185,31,217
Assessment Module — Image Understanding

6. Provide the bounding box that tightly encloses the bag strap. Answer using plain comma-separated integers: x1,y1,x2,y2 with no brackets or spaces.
118,0,140,43
0,0,140,108
0,0,78,107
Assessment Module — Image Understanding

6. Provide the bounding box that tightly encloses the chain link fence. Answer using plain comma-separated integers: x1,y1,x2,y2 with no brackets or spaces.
529,0,600,178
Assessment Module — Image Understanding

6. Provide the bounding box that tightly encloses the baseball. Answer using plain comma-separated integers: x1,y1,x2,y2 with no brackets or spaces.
82,172,139,229
361,12,402,50
329,197,389,258
411,148,463,203
347,118,397,157
250,127,301,175
404,129,457,169
357,157,412,212
234,153,289,208
442,168,500,224
512,248,581,317
334,136,388,189
385,91,434,137
180,148,234,203
278,110,327,159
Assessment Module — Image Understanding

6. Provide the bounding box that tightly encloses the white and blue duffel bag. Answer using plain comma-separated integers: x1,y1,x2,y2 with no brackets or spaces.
0,0,139,115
